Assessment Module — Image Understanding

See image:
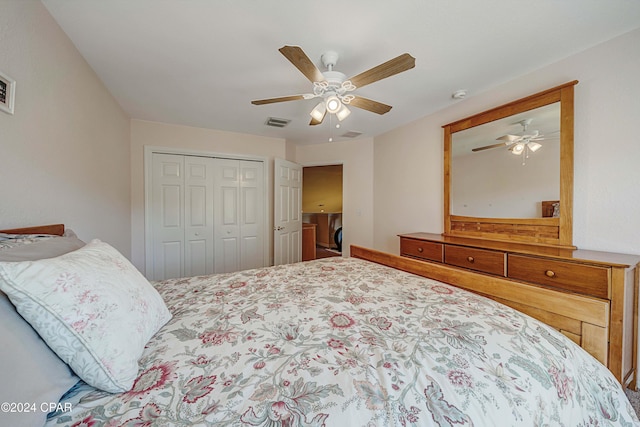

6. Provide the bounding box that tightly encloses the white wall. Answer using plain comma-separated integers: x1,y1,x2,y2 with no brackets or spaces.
5,2,637,264
130,119,286,272
374,117,443,251
295,138,375,256
374,28,640,257
452,140,560,218
0,0,131,254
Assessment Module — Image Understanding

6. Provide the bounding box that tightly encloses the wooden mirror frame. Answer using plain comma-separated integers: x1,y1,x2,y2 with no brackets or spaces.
443,81,578,248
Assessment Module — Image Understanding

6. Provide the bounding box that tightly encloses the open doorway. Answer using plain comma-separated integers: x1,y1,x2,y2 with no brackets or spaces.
301,164,343,260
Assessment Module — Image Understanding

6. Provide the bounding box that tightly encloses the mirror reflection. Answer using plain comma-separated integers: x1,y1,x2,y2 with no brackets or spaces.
451,102,560,218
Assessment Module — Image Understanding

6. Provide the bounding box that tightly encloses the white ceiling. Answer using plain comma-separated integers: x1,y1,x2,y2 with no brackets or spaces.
42,0,640,145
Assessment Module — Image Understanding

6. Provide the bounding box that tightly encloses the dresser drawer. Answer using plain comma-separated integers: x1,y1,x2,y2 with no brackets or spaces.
444,245,506,276
400,238,443,262
507,255,610,299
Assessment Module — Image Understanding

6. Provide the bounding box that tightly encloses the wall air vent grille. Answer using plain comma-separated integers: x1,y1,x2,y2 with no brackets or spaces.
265,117,291,128
341,131,363,138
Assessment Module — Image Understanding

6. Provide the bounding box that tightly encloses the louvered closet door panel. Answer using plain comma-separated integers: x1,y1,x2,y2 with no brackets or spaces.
239,161,264,270
184,157,215,277
151,153,185,280
214,159,240,273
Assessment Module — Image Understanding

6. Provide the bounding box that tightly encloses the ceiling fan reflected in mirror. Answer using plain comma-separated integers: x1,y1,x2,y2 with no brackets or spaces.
251,46,416,126
472,118,558,164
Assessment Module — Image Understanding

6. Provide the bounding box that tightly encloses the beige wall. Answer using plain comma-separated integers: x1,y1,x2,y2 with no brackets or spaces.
303,165,343,213
374,118,443,252
374,28,640,256
5,2,638,266
130,119,286,272
0,0,131,254
295,138,374,256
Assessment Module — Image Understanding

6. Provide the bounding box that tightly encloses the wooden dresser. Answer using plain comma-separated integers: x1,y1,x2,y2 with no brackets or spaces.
398,232,640,386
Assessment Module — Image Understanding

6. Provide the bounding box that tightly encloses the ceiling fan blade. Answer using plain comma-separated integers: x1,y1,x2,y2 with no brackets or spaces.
348,53,416,89
251,95,306,105
472,142,506,152
349,96,392,115
309,110,326,126
497,134,520,142
279,45,325,83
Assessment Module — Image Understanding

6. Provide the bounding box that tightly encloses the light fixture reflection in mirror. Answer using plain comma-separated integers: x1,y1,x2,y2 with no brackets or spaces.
451,102,561,219
511,140,543,165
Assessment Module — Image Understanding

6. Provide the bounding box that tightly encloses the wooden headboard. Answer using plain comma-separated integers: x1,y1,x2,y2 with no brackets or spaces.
0,224,65,236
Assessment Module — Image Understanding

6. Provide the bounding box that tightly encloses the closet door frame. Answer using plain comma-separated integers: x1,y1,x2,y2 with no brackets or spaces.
144,146,269,279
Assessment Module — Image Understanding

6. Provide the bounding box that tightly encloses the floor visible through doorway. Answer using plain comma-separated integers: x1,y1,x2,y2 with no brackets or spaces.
315,246,341,259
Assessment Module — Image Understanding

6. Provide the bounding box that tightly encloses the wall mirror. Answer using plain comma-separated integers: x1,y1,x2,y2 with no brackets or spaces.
443,81,577,248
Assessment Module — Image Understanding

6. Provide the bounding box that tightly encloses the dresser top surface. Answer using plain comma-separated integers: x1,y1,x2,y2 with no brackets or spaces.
399,232,640,268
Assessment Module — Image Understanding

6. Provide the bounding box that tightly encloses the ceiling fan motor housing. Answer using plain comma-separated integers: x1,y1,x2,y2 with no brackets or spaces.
322,70,347,86
321,50,339,69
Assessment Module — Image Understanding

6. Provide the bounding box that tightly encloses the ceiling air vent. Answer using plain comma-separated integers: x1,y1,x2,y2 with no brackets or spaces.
341,131,363,138
265,117,291,128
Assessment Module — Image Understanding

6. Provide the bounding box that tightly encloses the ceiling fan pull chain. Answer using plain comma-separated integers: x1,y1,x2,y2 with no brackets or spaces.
328,114,334,142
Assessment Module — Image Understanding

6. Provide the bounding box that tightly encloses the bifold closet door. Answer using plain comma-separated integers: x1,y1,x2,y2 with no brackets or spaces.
150,153,215,280
213,159,264,273
184,156,215,277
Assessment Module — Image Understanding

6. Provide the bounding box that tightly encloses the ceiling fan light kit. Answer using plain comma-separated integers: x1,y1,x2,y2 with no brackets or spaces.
251,45,416,130
511,143,525,155
528,141,542,152
335,104,351,121
310,102,326,121
325,95,341,113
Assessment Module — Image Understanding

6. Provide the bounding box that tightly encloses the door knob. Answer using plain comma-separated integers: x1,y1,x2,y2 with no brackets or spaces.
274,226,285,231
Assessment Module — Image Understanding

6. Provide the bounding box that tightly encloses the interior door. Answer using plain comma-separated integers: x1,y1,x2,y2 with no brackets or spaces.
273,158,302,265
184,156,215,277
150,153,185,280
239,160,265,270
213,158,266,273
214,158,241,273
147,150,267,278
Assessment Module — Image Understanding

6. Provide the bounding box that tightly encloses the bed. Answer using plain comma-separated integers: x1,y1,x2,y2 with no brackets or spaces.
1,225,638,426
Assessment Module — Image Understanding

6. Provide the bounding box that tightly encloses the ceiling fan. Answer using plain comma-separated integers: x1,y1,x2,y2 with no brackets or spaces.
472,118,555,152
251,46,416,126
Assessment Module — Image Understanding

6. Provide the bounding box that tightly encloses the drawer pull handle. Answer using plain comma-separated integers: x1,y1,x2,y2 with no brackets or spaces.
545,270,556,278
467,256,474,263
417,247,423,253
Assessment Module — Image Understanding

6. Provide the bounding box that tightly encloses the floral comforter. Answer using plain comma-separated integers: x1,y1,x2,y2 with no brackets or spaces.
47,257,639,426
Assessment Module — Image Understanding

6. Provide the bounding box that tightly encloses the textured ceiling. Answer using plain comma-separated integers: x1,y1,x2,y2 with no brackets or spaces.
42,0,640,145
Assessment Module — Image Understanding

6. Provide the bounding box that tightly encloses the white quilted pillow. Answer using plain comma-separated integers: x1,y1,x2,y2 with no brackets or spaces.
0,239,172,393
